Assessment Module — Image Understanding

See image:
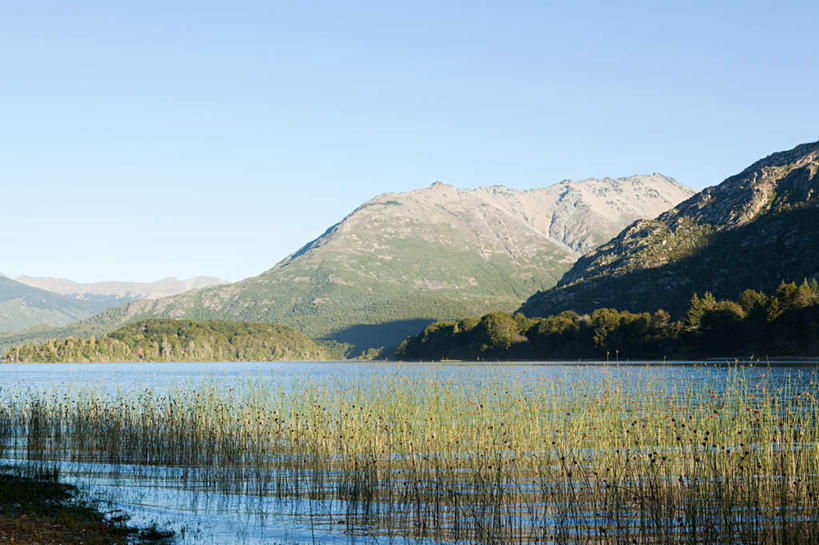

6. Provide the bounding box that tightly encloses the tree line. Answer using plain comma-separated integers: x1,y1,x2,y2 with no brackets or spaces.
3,319,328,363
395,280,819,361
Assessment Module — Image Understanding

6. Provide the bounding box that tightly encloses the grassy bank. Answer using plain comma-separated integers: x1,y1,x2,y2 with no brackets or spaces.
0,465,172,545
3,368,818,543
0,405,172,544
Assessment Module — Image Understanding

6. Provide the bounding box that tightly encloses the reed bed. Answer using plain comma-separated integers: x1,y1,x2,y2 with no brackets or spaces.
2,367,818,544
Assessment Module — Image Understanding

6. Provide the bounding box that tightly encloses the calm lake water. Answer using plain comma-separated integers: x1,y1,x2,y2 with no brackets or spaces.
3,359,817,394
2,360,817,544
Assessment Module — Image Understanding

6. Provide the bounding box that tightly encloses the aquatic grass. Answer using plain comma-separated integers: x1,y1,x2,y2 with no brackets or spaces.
2,366,818,543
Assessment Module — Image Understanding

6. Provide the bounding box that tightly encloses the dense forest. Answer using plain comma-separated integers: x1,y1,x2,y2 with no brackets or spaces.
395,280,819,361
3,319,328,363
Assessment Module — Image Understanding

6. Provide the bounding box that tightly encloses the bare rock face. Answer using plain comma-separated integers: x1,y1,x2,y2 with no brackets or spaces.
471,174,693,254
521,141,819,318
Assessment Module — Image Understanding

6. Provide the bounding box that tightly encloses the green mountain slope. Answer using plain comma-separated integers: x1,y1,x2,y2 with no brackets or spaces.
0,276,117,333
3,319,328,363
13,177,691,355
520,141,819,317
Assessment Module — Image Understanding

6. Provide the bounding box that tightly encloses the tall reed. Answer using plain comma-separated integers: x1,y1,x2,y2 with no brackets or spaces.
3,368,818,544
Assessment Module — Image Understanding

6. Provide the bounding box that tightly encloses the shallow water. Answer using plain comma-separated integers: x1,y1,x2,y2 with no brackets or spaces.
2,359,816,395
2,360,817,544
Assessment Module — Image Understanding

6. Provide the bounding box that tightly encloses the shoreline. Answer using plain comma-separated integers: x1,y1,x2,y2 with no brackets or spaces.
0,465,172,545
2,357,818,366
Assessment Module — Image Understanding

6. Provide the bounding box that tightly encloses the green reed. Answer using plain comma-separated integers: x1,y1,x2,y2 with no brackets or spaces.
3,367,818,544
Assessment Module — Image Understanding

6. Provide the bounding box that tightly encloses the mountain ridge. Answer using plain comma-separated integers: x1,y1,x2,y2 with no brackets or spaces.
0,276,118,333
15,276,227,300
4,175,693,355
521,140,819,317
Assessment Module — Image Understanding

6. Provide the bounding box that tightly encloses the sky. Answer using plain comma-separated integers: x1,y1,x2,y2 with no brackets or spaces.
1,1,817,283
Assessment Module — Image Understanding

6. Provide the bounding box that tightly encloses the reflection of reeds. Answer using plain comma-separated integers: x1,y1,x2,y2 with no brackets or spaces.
0,400,8,460
3,368,818,544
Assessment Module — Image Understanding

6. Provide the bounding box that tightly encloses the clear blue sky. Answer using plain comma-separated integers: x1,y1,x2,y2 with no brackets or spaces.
2,1,817,282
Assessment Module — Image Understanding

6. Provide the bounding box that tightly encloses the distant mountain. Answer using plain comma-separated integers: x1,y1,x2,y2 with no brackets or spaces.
3,319,328,363
16,276,226,301
0,274,226,335
520,141,819,317
0,275,116,333
42,176,690,356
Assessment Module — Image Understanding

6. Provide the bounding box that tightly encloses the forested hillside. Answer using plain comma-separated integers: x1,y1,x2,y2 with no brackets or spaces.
3,319,328,363
396,281,819,361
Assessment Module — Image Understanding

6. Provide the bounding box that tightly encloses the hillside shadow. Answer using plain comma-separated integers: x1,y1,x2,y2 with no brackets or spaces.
325,318,435,358
523,207,819,318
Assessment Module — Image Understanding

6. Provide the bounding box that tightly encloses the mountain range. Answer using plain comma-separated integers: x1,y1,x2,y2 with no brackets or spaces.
4,140,816,361
520,140,819,317
8,175,692,355
0,275,116,333
0,275,225,333
16,276,226,302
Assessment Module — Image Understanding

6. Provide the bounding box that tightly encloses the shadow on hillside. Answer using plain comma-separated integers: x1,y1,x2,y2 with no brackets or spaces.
325,318,435,358
523,207,819,318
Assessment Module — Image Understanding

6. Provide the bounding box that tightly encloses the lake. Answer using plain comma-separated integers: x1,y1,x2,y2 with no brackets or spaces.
1,360,817,544
4,359,816,394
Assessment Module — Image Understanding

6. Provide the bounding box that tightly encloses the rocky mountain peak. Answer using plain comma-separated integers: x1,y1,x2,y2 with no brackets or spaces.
662,140,819,229
521,140,819,318
558,141,819,287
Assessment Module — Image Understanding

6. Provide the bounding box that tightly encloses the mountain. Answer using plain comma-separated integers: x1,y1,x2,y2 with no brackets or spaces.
0,275,116,332
15,276,226,301
10,176,692,355
3,319,328,363
0,274,226,335
467,174,693,254
520,141,819,318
